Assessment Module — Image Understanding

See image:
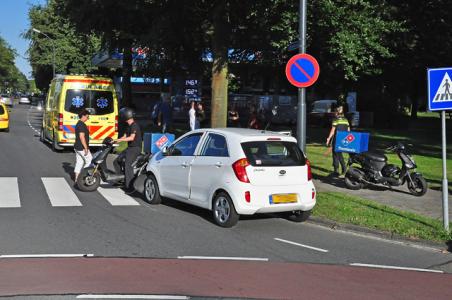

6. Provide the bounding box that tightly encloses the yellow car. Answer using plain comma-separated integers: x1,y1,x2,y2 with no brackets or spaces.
0,103,9,132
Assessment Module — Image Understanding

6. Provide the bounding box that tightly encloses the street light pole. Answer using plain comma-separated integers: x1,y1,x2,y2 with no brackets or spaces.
297,0,307,152
32,28,55,78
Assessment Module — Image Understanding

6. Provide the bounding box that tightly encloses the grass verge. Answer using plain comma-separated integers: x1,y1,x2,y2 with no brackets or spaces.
313,191,452,243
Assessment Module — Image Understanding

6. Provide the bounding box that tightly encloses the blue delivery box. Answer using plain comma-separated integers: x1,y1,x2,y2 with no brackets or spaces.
143,133,175,154
334,131,369,153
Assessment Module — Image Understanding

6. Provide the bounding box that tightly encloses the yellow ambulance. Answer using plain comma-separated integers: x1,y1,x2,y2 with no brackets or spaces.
41,74,119,150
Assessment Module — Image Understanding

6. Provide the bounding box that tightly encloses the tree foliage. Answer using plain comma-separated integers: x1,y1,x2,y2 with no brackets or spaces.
0,37,28,93
26,0,101,90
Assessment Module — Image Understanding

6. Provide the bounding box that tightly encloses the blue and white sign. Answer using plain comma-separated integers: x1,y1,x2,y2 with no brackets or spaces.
334,131,369,153
428,67,452,111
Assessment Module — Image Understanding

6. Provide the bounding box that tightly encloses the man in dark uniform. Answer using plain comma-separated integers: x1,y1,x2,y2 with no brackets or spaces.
116,107,142,193
326,105,350,177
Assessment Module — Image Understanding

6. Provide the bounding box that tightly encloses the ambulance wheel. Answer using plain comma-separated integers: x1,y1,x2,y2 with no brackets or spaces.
52,132,63,152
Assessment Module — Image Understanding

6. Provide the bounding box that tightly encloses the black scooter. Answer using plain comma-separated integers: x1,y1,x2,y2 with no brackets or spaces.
76,137,150,193
344,143,427,196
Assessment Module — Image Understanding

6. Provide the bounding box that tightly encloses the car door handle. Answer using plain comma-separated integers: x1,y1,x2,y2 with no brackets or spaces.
215,162,223,168
181,162,189,168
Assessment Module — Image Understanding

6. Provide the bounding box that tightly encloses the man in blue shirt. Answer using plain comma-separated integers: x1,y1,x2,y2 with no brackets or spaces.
158,95,172,133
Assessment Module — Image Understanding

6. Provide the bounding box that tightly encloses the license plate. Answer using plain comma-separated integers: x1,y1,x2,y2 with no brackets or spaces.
270,193,298,204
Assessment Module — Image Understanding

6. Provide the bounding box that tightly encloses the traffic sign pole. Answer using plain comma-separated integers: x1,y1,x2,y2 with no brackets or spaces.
427,67,451,231
441,110,449,231
298,0,307,152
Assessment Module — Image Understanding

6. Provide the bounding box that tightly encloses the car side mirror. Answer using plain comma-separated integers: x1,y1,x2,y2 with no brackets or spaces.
162,146,170,156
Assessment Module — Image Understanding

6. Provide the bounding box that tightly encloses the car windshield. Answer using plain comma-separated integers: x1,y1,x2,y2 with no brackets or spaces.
241,141,306,166
65,89,114,115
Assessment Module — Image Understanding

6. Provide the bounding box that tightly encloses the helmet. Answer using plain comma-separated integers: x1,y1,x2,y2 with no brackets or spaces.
119,107,135,121
102,136,114,146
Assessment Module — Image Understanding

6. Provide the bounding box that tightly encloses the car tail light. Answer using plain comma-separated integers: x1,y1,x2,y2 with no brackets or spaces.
306,159,312,181
115,115,118,132
58,113,63,131
0,117,7,121
312,188,316,200
245,191,251,203
232,158,250,183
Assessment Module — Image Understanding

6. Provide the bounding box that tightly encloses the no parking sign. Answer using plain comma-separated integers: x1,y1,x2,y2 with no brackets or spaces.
285,53,320,88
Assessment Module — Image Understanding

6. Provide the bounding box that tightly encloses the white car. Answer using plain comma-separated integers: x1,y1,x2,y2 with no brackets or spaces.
0,95,13,107
19,96,31,104
144,128,316,227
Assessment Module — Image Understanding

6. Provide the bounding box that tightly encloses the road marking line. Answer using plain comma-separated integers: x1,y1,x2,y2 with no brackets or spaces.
42,177,83,207
177,256,268,261
0,177,21,208
0,254,94,258
274,238,329,253
350,263,444,273
77,295,189,299
98,186,141,206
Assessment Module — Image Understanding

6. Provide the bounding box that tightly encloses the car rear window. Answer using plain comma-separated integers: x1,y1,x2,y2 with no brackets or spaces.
65,89,114,115
0,105,4,114
241,141,306,166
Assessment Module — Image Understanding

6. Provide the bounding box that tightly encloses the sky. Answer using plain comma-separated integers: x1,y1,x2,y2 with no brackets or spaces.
0,0,47,79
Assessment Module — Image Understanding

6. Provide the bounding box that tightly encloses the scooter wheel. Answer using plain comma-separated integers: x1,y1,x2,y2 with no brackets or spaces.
76,168,101,192
407,174,428,196
344,172,363,190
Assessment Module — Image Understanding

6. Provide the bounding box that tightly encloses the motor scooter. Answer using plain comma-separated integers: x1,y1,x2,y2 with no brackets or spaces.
76,137,150,193
344,142,427,196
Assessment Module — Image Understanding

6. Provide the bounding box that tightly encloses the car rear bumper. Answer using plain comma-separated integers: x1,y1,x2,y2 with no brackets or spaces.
0,121,8,129
228,181,316,215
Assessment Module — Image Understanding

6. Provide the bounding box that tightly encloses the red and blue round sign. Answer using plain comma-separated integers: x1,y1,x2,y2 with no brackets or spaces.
285,53,320,88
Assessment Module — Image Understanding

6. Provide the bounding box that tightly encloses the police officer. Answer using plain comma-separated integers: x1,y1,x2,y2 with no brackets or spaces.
116,107,142,193
326,105,350,177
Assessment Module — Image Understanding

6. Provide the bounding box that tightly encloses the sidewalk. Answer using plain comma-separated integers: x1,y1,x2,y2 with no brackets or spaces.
314,176,452,221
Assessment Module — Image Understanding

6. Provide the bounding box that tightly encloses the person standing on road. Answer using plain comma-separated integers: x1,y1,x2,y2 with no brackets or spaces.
196,102,205,129
326,105,350,177
158,95,172,133
74,109,92,183
228,105,240,127
189,101,196,131
116,107,142,194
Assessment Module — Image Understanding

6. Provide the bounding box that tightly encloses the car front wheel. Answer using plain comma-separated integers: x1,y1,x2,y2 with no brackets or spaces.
212,192,239,228
144,174,161,204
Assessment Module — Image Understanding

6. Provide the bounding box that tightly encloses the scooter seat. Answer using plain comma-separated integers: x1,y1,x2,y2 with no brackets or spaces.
363,152,387,162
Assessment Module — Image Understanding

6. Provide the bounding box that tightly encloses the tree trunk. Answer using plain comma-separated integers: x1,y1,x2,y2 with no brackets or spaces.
121,41,133,107
210,1,229,128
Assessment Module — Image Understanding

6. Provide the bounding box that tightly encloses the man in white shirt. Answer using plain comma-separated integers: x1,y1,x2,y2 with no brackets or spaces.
189,101,196,131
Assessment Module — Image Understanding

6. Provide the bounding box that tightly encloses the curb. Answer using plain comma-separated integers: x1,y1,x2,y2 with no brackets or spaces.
307,216,450,252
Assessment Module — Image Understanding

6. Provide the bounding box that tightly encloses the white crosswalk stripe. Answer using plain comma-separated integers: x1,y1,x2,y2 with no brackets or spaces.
98,185,140,206
0,177,21,208
0,177,143,208
41,177,83,207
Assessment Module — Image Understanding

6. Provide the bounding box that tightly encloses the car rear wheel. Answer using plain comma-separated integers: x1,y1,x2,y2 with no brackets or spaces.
144,174,161,204
212,192,239,228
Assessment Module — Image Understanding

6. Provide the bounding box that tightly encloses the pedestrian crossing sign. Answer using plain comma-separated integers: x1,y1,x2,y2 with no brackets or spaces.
428,67,452,111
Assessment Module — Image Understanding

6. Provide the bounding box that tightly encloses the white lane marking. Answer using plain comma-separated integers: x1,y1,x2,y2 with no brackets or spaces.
98,186,141,206
304,222,444,253
350,263,444,273
0,177,21,208
0,254,94,258
42,177,83,207
27,107,41,134
77,295,189,299
274,238,329,253
177,256,268,261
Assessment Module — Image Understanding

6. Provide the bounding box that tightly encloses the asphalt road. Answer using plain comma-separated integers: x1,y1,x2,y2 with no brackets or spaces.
0,104,451,299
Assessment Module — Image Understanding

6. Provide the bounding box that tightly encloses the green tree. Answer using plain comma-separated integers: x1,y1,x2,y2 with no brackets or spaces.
25,0,101,91
54,0,157,106
0,37,27,93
